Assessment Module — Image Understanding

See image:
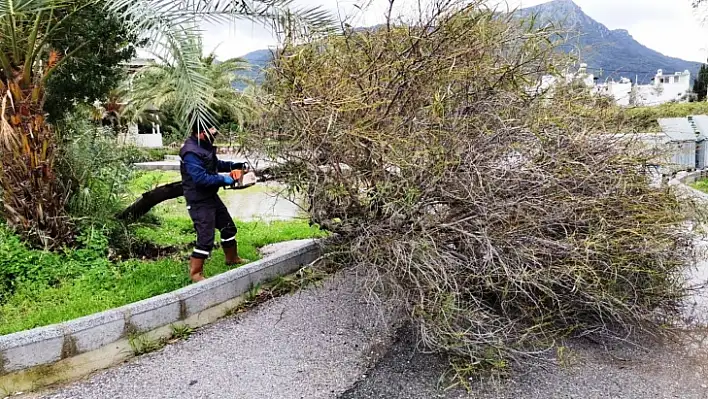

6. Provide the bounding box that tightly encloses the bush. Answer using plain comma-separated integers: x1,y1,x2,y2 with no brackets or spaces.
55,111,134,223
260,2,700,375
118,146,172,164
0,223,112,302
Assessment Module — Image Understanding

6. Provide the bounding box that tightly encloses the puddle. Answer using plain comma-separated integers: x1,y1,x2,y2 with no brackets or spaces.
222,182,306,222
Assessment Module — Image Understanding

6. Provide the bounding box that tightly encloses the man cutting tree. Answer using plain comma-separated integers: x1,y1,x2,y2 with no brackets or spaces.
180,120,247,282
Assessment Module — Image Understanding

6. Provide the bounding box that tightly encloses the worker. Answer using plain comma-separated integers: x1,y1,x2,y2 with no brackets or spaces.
179,120,247,282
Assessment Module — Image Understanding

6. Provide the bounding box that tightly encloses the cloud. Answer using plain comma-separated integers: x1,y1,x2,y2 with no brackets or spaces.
192,0,708,63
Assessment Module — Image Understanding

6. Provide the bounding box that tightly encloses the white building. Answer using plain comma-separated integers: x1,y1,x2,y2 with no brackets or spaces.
530,63,596,96
595,69,691,107
538,67,692,107
116,57,164,148
594,77,633,106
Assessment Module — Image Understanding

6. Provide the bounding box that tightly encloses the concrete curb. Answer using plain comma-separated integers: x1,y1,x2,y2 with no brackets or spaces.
669,170,708,201
0,239,320,393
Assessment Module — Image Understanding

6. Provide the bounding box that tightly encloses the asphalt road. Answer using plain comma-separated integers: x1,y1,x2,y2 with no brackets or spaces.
29,245,708,399
32,273,395,399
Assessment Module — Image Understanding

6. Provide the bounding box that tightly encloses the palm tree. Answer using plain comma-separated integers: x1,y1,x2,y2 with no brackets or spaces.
121,40,259,138
0,0,335,247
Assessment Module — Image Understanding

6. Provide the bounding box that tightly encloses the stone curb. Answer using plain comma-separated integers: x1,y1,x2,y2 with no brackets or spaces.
0,239,320,392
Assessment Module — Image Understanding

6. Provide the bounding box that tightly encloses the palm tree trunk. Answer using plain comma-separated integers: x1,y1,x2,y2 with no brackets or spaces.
0,56,74,248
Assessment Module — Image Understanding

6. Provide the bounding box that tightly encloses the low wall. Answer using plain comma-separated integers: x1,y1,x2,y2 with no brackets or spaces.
117,133,164,148
0,240,320,394
133,134,164,148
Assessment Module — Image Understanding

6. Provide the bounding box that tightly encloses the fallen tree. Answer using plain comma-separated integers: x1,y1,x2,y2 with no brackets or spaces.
117,181,184,222
116,167,279,223
258,0,703,380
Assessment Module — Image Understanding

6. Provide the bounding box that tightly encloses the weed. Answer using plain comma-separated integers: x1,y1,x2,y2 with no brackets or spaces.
245,283,262,303
170,324,194,340
128,333,165,356
223,263,331,319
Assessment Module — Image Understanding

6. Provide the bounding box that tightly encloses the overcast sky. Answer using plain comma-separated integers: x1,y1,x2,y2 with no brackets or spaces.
190,0,708,63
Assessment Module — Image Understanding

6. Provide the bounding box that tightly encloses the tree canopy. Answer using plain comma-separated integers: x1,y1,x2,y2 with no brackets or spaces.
43,0,143,121
693,63,708,102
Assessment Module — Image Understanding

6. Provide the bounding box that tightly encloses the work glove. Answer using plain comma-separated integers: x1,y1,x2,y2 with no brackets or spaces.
223,176,235,186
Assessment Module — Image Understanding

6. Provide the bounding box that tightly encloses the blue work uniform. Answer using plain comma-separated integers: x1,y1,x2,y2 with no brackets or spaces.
179,136,243,259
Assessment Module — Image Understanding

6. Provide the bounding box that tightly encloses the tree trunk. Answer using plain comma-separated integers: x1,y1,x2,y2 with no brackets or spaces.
117,169,276,223
116,168,279,223
1,52,74,248
117,181,184,222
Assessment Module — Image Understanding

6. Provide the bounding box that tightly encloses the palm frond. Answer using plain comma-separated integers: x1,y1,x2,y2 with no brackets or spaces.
0,0,59,18
105,0,336,131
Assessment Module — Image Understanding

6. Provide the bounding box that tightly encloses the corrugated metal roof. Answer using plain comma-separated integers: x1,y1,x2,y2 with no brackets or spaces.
658,118,699,141
689,115,708,141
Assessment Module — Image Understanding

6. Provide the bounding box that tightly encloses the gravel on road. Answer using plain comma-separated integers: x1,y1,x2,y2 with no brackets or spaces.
32,273,395,399
339,326,708,399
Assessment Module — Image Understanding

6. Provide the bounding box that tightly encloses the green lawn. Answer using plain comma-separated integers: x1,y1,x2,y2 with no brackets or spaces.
0,171,325,336
690,178,708,194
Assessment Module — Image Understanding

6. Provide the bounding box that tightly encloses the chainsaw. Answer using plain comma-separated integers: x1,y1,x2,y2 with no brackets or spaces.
223,162,258,190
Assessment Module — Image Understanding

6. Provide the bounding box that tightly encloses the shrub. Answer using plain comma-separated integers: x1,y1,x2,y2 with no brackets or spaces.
260,1,700,375
55,111,134,223
118,146,172,164
0,223,112,302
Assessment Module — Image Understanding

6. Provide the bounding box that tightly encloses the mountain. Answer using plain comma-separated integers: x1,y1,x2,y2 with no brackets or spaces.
233,0,703,87
519,0,702,84
232,49,274,90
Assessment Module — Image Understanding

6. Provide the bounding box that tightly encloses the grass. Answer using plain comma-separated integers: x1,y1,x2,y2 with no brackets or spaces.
624,102,708,132
690,178,708,193
0,171,325,336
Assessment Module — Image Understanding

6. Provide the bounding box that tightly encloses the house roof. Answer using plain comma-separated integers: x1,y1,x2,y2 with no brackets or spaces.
688,115,708,141
658,117,703,141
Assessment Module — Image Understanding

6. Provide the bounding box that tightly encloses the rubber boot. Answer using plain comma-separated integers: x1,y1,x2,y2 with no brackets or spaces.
224,244,247,266
189,257,206,282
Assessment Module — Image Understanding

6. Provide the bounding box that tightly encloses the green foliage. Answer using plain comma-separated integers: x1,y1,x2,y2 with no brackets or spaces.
170,324,194,340
0,215,325,335
120,45,261,141
0,223,113,303
118,146,174,164
690,178,708,193
43,0,142,121
128,332,165,355
262,3,700,376
693,63,708,102
55,110,134,222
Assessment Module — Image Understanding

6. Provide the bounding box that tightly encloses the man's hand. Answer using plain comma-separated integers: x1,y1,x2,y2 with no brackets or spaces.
223,176,235,186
